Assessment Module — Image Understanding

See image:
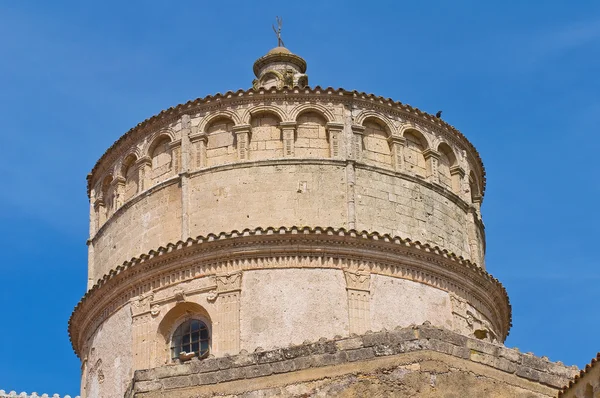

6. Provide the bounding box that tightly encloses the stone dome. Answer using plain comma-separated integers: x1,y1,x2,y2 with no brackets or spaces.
267,46,292,54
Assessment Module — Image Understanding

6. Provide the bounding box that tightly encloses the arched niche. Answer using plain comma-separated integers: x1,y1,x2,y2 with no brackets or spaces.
250,111,283,160
437,142,457,191
295,111,329,158
149,135,172,185
206,117,236,166
362,117,392,169
403,129,428,177
100,174,114,223
156,302,213,365
121,153,139,201
469,170,481,204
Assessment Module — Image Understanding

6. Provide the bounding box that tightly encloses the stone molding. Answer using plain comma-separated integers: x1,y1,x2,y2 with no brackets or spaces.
69,226,511,359
87,87,486,199
131,325,577,396
88,157,475,243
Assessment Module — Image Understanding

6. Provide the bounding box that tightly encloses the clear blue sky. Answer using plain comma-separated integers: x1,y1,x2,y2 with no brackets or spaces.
1,1,598,395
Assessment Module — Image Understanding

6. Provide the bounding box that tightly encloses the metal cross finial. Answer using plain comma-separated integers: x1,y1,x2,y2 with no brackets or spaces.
272,16,285,47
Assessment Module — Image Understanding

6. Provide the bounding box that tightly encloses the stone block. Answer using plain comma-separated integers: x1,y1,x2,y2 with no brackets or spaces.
498,346,521,363
388,328,418,344
133,380,162,393
516,365,541,382
270,359,297,374
347,347,375,362
335,337,363,351
521,354,550,373
189,359,220,374
162,375,193,390
256,349,285,364
466,339,498,356
245,364,274,379
362,332,389,347
193,371,219,385
153,364,190,379
134,369,155,382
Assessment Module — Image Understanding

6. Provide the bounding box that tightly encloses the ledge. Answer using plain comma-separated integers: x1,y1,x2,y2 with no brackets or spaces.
131,325,577,396
69,226,512,359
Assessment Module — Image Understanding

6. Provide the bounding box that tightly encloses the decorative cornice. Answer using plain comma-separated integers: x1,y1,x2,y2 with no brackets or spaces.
69,226,511,359
86,87,486,199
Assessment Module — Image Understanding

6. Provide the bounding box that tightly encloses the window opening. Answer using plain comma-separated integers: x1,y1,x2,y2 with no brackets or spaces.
171,319,209,361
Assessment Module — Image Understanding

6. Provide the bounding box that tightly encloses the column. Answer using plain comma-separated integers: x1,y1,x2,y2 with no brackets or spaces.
326,122,344,158
423,148,441,184
130,293,154,371
233,124,252,161
280,121,296,157
350,125,365,161
388,136,406,172
344,270,371,335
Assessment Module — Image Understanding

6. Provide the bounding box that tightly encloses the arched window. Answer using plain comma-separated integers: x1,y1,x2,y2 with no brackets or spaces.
170,319,210,361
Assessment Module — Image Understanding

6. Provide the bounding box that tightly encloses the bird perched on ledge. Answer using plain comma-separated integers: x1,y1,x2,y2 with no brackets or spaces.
436,110,443,118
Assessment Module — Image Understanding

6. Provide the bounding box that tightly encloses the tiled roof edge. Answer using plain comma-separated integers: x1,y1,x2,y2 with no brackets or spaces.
558,352,600,396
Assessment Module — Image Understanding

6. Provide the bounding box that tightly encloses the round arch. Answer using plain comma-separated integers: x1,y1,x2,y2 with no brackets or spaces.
354,111,397,137
400,126,431,149
156,301,213,363
437,142,457,166
289,103,336,123
144,129,176,158
197,110,242,132
241,105,288,125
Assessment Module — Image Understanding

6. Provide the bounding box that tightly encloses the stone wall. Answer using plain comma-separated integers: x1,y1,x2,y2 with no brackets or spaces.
87,92,487,285
131,324,577,397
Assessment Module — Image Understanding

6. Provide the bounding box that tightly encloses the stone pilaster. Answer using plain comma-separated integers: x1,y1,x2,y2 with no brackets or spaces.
136,156,152,192
233,124,251,161
326,122,344,158
131,292,155,371
344,270,371,335
450,165,465,196
111,176,125,209
180,115,191,240
211,272,242,355
190,129,208,169
168,141,182,175
388,136,406,172
280,121,296,157
350,125,365,161
423,148,441,184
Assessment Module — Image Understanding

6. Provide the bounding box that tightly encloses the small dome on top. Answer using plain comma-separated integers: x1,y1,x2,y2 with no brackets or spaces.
267,46,292,55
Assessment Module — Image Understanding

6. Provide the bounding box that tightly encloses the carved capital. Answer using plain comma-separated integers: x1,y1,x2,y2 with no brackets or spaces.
131,292,154,317
279,121,297,130
344,270,371,292
351,124,365,135
232,124,252,134
387,135,406,146
326,122,344,132
423,148,441,160
189,132,208,143
450,165,466,177
215,271,243,294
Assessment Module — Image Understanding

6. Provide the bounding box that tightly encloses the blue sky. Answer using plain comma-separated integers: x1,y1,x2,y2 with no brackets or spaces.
1,1,599,395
